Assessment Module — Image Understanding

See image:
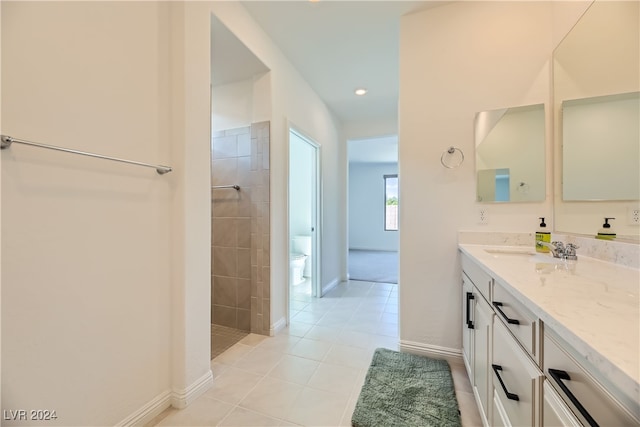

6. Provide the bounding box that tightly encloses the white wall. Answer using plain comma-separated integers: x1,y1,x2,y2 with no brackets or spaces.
192,1,345,318
349,162,398,251
1,2,176,424
212,73,271,132
289,132,313,238
212,79,253,131
398,2,585,353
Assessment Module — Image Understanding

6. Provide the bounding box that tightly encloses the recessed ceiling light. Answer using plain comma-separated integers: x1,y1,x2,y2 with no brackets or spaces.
355,88,368,96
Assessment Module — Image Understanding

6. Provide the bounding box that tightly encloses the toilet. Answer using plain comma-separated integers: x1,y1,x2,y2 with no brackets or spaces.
290,253,308,285
290,235,312,285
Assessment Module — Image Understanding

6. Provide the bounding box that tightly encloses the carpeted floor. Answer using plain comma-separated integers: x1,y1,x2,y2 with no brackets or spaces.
352,348,461,427
349,249,398,284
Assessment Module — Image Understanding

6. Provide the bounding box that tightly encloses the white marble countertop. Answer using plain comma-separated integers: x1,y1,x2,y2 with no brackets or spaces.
459,243,639,407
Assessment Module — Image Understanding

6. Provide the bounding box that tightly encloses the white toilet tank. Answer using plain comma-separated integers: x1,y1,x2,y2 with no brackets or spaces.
292,235,312,277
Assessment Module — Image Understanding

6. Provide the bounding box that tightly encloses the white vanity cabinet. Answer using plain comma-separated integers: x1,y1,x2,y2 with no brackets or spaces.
492,318,542,427
460,245,640,427
493,279,539,364
461,255,493,426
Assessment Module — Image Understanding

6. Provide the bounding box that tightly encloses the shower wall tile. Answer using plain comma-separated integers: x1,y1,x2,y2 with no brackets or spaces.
256,314,263,332
237,309,251,332
213,246,237,278
211,158,237,186
213,304,236,329
212,218,237,247
212,135,238,159
213,276,237,307
262,145,270,170
263,243,270,265
212,188,239,218
237,248,251,279
251,142,262,172
212,122,270,336
250,300,259,331
263,268,271,299
237,219,251,248
238,190,252,217
251,267,258,295
225,126,250,136
237,279,251,310
237,157,252,186
262,299,270,332
237,134,251,156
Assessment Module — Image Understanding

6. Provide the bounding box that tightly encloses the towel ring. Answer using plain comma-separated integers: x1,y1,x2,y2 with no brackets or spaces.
441,146,464,169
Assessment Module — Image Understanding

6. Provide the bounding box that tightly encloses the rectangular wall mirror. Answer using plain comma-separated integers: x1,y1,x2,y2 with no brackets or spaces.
475,103,545,203
553,0,639,240
563,91,639,201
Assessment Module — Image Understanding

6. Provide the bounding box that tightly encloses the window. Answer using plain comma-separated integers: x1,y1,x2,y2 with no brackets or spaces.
384,174,398,231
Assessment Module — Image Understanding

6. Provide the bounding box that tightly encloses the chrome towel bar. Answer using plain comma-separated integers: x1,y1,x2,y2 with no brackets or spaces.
212,185,240,190
1,134,172,175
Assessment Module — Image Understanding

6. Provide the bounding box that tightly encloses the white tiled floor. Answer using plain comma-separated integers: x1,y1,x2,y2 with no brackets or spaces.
151,280,482,427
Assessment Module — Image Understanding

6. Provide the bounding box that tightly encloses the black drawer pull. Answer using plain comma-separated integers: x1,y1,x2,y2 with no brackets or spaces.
493,301,520,325
492,364,519,401
466,292,475,329
549,368,599,427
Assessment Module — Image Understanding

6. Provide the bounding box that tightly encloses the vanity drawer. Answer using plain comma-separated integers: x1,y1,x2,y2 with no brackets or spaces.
544,330,640,426
492,319,542,427
461,254,492,301
493,279,539,363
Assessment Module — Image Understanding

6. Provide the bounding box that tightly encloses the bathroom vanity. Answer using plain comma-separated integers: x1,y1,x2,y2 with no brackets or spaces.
459,243,639,426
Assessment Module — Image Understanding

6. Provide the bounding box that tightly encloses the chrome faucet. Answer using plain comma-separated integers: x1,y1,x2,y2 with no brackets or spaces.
539,241,579,260
539,241,564,257
563,243,579,260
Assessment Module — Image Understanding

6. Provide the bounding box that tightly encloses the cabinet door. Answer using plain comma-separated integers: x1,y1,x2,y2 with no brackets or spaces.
543,381,582,427
493,319,542,427
473,294,492,426
462,274,474,377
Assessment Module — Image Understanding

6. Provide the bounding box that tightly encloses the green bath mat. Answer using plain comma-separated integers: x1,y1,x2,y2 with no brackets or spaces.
352,348,462,427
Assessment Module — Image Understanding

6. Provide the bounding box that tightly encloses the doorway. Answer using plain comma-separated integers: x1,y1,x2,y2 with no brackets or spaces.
288,127,321,320
347,136,399,284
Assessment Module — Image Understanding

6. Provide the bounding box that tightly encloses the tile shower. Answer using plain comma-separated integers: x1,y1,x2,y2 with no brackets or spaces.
211,121,271,358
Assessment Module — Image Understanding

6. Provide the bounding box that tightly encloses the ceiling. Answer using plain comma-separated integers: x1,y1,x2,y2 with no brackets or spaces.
211,15,269,86
348,135,398,163
239,1,445,124
211,1,447,164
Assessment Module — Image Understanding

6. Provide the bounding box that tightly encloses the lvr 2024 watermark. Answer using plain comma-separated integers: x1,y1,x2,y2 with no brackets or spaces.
3,410,58,421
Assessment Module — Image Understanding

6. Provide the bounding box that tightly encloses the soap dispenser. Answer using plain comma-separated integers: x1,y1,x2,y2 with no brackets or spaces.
536,217,551,253
596,217,616,240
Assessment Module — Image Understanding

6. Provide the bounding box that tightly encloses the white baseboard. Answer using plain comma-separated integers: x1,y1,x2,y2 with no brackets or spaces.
270,316,287,336
117,370,214,426
116,390,172,427
399,340,463,365
349,247,398,252
321,277,340,296
171,369,214,409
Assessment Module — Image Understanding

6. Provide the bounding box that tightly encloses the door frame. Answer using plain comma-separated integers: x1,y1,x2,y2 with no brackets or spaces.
286,123,322,320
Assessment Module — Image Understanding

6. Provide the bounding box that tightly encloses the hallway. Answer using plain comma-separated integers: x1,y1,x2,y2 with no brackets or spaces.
151,280,481,426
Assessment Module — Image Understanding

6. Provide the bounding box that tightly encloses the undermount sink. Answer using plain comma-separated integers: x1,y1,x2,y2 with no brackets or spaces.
484,248,535,256
484,248,567,264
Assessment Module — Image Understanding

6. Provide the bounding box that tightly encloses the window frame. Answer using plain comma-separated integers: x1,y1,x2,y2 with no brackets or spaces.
384,174,398,231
